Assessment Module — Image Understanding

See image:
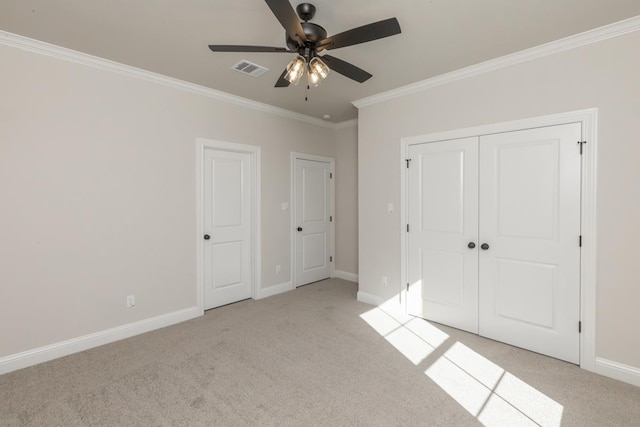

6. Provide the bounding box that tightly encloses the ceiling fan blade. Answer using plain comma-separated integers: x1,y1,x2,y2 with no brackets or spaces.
265,0,307,44
317,18,401,51
275,68,291,87
320,55,372,83
209,45,292,53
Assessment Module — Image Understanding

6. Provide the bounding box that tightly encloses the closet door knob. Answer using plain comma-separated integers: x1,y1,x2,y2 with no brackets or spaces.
203,234,211,240
467,242,476,249
481,243,490,250
297,227,303,232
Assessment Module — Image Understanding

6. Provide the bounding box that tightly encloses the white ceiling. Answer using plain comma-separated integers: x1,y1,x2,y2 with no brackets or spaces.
1,1,639,123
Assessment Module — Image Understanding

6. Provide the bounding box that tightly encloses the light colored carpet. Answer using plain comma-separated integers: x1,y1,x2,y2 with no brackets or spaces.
1,278,639,426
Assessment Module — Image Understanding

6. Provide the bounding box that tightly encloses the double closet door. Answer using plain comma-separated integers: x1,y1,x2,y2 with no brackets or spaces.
407,123,582,363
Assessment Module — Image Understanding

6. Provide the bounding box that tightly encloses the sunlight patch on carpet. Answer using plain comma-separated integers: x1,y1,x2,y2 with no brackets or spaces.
360,303,564,426
360,305,447,365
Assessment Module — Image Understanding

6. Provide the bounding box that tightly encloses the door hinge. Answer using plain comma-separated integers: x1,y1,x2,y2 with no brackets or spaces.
330,172,333,179
330,256,333,262
578,140,587,155
406,224,410,232
406,158,412,168
579,235,582,247
579,321,582,333
330,216,333,222
406,283,409,292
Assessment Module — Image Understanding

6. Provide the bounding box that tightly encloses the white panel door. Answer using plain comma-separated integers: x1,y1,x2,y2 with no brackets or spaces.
203,149,252,309
478,123,581,363
407,137,479,333
295,158,332,286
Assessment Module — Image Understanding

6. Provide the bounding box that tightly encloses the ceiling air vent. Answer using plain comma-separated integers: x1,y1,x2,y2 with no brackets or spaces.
232,60,269,77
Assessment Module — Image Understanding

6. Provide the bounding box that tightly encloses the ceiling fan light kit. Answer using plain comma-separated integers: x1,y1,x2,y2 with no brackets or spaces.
208,0,401,94
284,54,330,86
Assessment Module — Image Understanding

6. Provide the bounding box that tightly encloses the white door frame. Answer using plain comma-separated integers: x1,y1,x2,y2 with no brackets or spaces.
291,152,335,287
196,138,261,313
400,108,597,372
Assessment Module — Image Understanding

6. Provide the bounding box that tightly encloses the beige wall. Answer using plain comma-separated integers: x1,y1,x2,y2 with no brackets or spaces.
0,42,346,358
334,124,358,276
357,31,640,368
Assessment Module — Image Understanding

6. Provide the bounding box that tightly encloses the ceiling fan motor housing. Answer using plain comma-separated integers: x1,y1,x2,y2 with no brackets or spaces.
286,22,327,53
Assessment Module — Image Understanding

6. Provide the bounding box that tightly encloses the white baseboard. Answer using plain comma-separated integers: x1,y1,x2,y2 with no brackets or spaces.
0,306,201,375
334,270,359,283
256,281,294,299
357,291,386,306
595,357,640,388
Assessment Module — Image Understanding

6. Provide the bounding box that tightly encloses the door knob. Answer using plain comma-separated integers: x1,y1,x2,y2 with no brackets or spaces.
297,227,303,232
481,243,490,250
203,234,210,240
467,242,476,249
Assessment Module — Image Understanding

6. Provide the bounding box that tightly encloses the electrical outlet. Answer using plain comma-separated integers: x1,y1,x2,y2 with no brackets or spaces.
126,295,135,308
382,275,388,286
276,264,282,274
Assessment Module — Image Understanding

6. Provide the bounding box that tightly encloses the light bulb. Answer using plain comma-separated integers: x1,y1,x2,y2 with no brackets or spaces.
308,66,322,87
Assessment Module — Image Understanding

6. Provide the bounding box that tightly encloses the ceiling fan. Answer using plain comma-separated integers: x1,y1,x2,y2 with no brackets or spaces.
208,0,401,88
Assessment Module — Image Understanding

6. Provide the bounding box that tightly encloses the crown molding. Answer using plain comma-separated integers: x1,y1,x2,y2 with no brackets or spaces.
353,15,640,109
335,119,358,130
0,30,339,129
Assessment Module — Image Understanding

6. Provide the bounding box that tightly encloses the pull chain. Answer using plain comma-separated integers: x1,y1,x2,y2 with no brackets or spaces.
304,67,311,101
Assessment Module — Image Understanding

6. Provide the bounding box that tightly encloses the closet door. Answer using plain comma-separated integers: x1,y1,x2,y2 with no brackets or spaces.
478,123,581,363
407,137,479,333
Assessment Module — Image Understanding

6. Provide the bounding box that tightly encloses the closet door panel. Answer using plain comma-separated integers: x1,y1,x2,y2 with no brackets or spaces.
478,123,582,364
407,137,479,333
